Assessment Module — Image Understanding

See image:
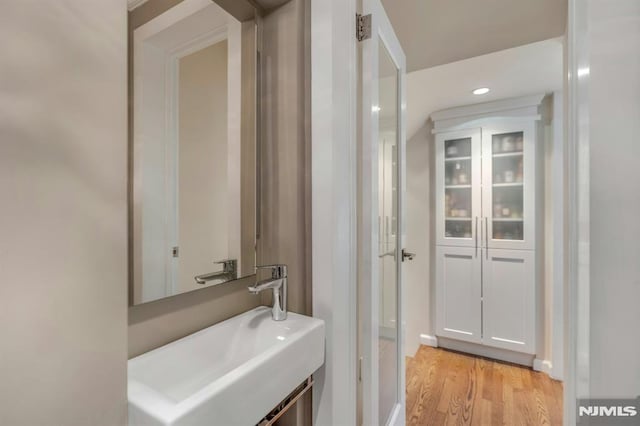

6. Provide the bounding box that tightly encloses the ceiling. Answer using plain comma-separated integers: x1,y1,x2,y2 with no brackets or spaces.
381,0,567,72
128,0,290,20
405,38,563,139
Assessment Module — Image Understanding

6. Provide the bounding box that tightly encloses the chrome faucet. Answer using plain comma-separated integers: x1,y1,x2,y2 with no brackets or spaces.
195,259,237,284
248,264,287,321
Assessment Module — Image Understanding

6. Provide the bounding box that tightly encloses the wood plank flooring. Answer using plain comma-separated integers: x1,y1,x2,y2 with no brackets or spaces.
406,346,563,426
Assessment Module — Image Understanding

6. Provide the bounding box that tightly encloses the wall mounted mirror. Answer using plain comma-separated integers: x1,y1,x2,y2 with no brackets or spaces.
130,0,259,305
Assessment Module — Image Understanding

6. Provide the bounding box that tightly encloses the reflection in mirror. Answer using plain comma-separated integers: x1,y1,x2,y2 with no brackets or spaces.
131,0,257,305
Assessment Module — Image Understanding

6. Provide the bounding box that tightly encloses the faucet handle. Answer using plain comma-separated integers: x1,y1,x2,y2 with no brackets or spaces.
215,259,237,274
255,264,287,279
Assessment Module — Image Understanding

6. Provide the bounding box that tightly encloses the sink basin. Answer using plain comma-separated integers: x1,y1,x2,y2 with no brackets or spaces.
128,307,325,425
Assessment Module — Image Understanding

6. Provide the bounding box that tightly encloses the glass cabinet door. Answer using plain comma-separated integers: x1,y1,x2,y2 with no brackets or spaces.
444,138,472,238
482,122,535,250
491,131,524,240
436,129,481,247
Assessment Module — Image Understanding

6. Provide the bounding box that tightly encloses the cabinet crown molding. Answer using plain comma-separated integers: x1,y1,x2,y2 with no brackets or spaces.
430,94,546,134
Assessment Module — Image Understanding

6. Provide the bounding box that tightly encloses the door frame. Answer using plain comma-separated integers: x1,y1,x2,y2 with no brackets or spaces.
359,0,407,424
310,0,359,424
310,2,582,425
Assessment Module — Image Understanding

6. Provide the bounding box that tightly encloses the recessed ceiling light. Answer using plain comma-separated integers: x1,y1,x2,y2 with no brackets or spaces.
472,87,490,95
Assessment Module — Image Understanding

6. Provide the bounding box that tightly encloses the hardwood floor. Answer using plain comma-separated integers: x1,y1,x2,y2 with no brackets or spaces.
406,346,563,425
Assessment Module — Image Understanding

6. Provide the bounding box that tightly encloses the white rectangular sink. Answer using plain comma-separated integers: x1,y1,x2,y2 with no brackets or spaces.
128,307,325,425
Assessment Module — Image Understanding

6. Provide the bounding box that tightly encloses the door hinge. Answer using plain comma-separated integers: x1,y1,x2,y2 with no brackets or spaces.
172,246,179,258
356,13,371,41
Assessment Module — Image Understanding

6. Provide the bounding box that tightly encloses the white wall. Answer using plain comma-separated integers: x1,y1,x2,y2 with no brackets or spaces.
258,0,314,424
405,121,434,356
311,0,358,424
574,0,640,398
0,1,128,424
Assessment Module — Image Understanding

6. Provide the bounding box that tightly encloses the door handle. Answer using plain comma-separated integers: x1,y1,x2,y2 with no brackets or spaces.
401,249,415,262
485,217,489,259
474,217,478,257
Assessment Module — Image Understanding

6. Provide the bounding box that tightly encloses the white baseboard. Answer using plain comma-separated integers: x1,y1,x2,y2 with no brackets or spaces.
437,337,535,367
419,334,438,348
533,358,554,377
388,403,403,426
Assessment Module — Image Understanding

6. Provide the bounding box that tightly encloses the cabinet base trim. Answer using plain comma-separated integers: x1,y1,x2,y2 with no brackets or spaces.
533,358,555,377
419,334,438,348
437,337,534,367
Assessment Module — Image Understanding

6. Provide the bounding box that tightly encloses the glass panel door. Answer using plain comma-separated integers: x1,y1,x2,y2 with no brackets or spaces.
435,129,481,248
377,40,398,426
359,0,406,424
490,131,525,241
482,122,535,250
444,137,473,239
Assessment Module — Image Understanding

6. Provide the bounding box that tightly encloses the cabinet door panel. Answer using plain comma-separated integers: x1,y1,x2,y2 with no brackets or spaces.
435,129,482,247
482,249,535,354
481,122,536,250
435,246,482,344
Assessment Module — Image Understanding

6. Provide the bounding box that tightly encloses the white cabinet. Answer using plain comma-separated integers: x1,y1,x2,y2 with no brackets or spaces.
435,122,537,250
433,95,544,359
435,246,482,344
482,249,535,354
434,129,482,247
481,122,536,251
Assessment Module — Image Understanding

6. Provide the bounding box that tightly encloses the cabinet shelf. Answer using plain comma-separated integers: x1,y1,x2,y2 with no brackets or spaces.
492,151,523,158
493,218,523,222
444,156,471,162
493,182,523,187
445,184,471,189
445,217,472,221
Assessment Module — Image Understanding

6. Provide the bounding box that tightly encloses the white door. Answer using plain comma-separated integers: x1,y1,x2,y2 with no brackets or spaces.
481,121,536,250
482,248,536,354
359,1,407,425
435,129,482,247
435,246,482,344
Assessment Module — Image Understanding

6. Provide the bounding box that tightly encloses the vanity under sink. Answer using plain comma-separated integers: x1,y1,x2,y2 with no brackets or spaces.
128,307,325,425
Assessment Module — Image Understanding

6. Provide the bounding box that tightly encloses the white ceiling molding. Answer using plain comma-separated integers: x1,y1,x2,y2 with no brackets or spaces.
128,0,150,11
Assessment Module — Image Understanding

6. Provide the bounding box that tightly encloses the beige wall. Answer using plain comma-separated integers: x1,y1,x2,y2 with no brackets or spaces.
0,1,128,425
128,276,259,356
258,0,311,423
258,0,311,317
